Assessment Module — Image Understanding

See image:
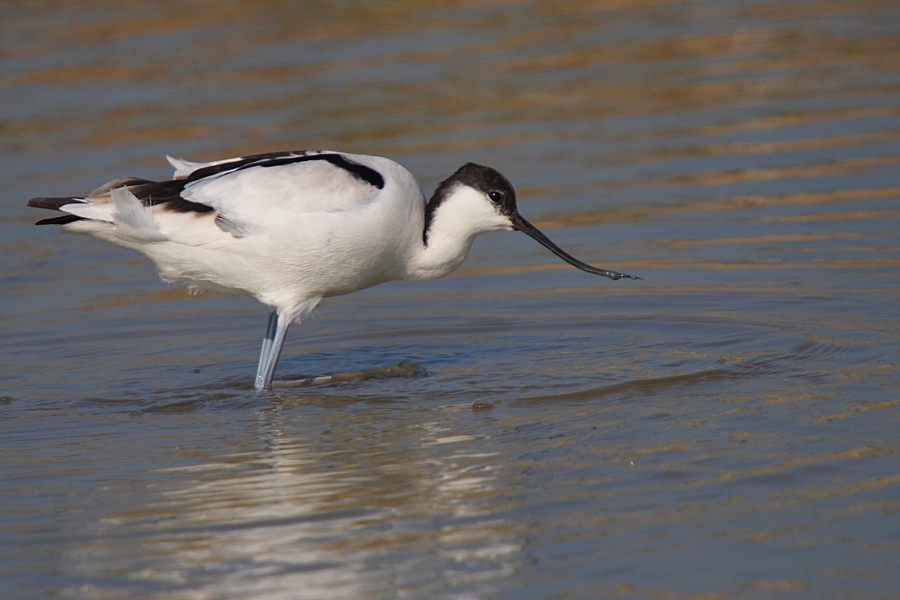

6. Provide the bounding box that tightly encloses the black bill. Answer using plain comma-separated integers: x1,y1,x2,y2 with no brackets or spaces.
512,213,641,281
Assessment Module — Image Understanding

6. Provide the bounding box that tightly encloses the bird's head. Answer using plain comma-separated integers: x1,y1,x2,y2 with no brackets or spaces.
425,163,640,281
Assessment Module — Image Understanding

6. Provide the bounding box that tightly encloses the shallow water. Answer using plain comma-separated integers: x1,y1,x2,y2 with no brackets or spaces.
1,0,899,598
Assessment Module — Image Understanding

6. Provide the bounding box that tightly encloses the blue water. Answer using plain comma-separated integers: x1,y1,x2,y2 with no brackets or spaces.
1,0,899,598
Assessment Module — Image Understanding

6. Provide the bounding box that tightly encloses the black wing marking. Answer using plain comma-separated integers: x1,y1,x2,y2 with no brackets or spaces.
121,180,215,213
183,151,385,189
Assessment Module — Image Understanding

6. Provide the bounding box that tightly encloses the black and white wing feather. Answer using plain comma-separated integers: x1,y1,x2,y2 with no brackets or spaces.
28,151,387,245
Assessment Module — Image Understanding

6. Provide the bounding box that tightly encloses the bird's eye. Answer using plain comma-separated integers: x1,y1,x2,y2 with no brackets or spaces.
488,191,502,202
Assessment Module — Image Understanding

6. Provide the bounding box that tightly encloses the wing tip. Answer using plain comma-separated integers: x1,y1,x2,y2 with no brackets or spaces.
35,214,84,226
28,196,80,210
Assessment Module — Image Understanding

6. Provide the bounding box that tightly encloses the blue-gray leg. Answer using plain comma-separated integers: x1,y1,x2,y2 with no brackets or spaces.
255,311,277,383
254,311,291,392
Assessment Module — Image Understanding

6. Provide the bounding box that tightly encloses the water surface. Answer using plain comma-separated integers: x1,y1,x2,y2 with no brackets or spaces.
1,0,898,598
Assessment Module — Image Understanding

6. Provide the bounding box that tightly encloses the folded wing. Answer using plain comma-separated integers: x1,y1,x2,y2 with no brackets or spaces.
28,151,386,246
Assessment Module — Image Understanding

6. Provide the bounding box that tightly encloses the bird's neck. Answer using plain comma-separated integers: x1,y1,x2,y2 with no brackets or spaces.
404,219,478,281
404,187,510,281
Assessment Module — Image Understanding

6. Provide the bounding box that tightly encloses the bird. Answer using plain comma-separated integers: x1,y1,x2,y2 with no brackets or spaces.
28,150,640,391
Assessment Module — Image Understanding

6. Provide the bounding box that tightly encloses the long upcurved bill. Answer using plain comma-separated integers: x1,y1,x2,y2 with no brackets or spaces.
512,213,641,281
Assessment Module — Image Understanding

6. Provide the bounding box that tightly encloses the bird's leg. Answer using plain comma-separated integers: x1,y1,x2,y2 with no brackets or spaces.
255,311,277,386
254,312,291,392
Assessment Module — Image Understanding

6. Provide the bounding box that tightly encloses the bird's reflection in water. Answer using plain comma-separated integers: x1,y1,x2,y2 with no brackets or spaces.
94,402,524,598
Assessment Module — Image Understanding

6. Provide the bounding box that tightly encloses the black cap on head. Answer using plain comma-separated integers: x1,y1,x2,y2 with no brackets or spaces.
424,163,518,242
442,163,518,218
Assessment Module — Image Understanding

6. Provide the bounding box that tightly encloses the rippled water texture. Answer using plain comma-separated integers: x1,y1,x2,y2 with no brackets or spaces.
1,1,899,598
